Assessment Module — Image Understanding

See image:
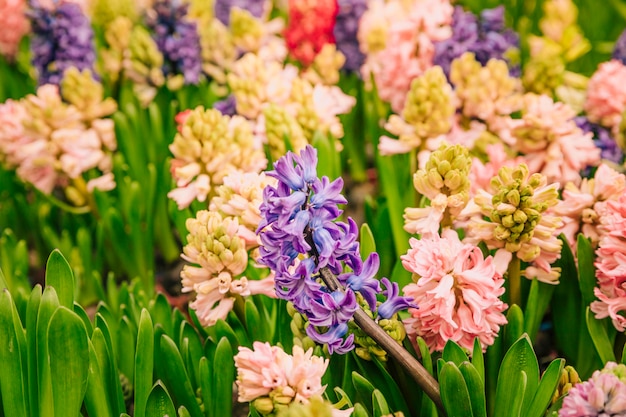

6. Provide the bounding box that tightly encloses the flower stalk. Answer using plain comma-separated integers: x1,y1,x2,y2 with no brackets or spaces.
507,253,521,307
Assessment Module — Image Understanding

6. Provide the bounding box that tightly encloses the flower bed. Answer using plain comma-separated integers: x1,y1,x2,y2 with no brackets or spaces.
0,0,626,416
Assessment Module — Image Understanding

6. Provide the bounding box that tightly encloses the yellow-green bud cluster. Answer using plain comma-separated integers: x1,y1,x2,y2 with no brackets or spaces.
275,396,335,417
230,8,265,52
488,164,558,254
126,25,166,105
90,0,138,28
264,104,308,161
289,78,321,141
227,53,271,119
303,44,345,86
522,41,565,95
413,143,471,201
199,19,236,90
551,365,580,404
450,52,521,122
184,210,248,276
60,68,117,122
100,17,133,83
286,302,316,352
401,66,454,139
170,107,266,194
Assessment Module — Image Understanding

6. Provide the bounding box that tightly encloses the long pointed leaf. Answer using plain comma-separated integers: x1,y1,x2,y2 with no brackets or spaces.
525,359,565,417
45,249,75,309
440,362,474,417
145,381,177,417
134,309,155,417
0,288,28,416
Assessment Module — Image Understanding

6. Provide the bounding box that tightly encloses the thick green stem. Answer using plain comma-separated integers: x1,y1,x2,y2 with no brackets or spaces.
508,254,522,307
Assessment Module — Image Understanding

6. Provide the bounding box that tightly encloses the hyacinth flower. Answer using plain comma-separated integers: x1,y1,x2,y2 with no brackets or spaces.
357,0,454,113
401,229,510,352
180,210,276,326
29,1,96,85
559,362,626,416
214,0,266,26
466,163,564,302
590,193,626,332
433,5,519,78
284,0,338,67
403,143,472,237
257,145,443,409
333,0,367,73
168,106,267,209
145,0,203,86
0,71,117,210
234,342,353,416
584,60,626,131
575,116,625,167
0,0,29,61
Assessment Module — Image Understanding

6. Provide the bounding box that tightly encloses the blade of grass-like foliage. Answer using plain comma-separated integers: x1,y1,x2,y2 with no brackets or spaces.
359,223,376,259
585,308,616,363
523,279,555,342
134,309,154,417
198,358,212,417
0,288,28,416
472,338,484,382
372,390,391,417
577,235,596,308
415,337,437,417
45,249,75,309
26,286,42,417
48,306,89,417
494,335,538,417
459,362,486,417
180,322,203,390
149,293,174,337
210,337,234,417
244,298,266,343
439,362,474,417
84,340,113,417
524,358,564,417
503,305,524,352
118,316,137,386
37,286,60,417
442,340,469,365
145,381,177,417
352,372,375,414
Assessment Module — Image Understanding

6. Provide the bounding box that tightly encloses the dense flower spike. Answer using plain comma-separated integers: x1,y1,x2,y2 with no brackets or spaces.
575,117,625,166
613,29,626,65
590,194,626,332
125,25,166,105
358,0,454,113
402,229,510,352
584,60,626,130
379,66,455,155
559,362,626,417
258,146,414,354
29,1,96,85
234,342,329,414
467,164,563,283
214,0,266,26
0,0,29,60
433,6,519,78
168,107,267,209
333,0,367,72
90,0,139,28
404,143,472,236
284,0,338,67
145,0,203,85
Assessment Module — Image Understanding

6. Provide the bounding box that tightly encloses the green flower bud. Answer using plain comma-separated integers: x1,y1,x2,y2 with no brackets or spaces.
253,397,276,416
264,104,308,161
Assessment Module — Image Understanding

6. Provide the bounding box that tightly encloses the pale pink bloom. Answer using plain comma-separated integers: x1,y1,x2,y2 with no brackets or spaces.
509,94,600,186
0,99,29,168
469,143,525,195
311,85,356,139
234,342,329,405
401,229,510,352
404,193,447,237
552,163,626,248
584,60,626,129
590,194,626,331
378,115,421,156
54,128,106,178
0,0,29,59
86,172,116,192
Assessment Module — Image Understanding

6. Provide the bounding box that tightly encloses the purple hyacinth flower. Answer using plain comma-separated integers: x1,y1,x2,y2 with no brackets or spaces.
575,116,625,165
377,278,417,319
146,0,202,84
613,29,626,65
308,289,358,327
334,0,368,72
306,322,355,354
29,2,96,86
214,0,266,26
213,95,237,116
344,253,381,312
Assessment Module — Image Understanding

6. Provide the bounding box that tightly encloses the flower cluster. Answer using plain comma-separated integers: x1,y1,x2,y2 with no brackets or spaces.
433,6,519,78
590,193,626,332
0,70,117,204
214,0,266,26
559,362,626,417
145,0,202,85
0,0,29,60
333,0,367,72
168,106,267,209
29,1,96,85
258,146,415,354
234,342,339,415
401,229,510,352
181,210,275,326
284,0,338,67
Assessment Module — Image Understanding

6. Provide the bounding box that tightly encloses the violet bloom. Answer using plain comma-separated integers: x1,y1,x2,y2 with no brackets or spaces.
433,5,519,78
29,2,96,86
146,0,202,84
213,95,237,116
613,28,626,65
334,0,368,72
214,0,266,26
258,145,414,354
377,278,417,320
575,116,624,165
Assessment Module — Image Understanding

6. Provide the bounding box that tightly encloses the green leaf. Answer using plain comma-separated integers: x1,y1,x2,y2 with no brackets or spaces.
211,337,234,417
359,223,377,259
158,334,204,417
352,372,375,414
134,309,155,417
525,359,565,417
577,235,597,308
416,337,436,416
471,338,484,383
442,340,469,365
372,390,391,417
494,335,538,417
215,319,241,352
523,279,555,342
439,362,474,417
244,298,266,342
91,328,125,416
585,308,616,363
45,249,75,309
149,293,174,337
84,341,113,417
198,358,211,417
351,403,370,417
180,322,203,389
0,288,28,416
48,306,89,417
26,285,42,417
118,316,137,385
37,286,60,417
459,362,486,417
145,381,177,417
503,305,525,352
